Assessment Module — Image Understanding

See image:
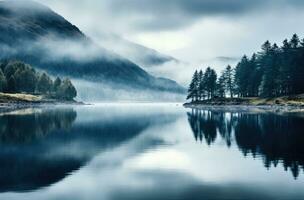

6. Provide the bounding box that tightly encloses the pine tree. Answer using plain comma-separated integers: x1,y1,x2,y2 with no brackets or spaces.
290,34,300,48
187,33,304,100
247,53,261,97
197,70,204,100
0,69,7,92
260,43,280,97
36,73,53,94
53,77,62,92
217,72,226,98
57,78,77,100
234,55,250,97
224,65,233,98
209,69,217,98
7,76,16,93
203,67,217,99
187,70,199,102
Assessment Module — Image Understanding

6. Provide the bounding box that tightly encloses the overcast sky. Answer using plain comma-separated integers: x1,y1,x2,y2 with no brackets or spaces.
34,0,304,83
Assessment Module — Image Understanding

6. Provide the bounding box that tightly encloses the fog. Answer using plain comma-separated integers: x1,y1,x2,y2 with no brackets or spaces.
6,0,304,100
31,0,304,87
73,79,185,103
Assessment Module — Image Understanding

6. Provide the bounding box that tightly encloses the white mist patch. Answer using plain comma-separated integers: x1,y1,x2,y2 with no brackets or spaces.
72,79,185,103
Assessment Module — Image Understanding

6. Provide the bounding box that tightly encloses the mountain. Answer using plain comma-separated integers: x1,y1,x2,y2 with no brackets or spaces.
94,33,178,68
0,0,185,101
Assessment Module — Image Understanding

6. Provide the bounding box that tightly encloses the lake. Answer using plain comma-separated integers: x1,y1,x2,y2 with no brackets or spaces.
0,104,303,200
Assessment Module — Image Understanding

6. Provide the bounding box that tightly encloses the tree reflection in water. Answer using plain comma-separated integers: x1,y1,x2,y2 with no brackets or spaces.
0,107,176,192
187,109,304,179
0,108,77,143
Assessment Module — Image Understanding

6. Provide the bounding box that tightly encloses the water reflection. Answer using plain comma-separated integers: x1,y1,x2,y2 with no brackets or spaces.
0,108,78,192
0,108,77,143
187,109,304,179
0,106,177,192
1,105,304,200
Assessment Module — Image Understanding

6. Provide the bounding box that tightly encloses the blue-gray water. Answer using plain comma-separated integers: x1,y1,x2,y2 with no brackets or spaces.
0,104,303,200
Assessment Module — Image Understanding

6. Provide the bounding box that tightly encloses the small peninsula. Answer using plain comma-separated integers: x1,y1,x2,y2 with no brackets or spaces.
0,60,79,111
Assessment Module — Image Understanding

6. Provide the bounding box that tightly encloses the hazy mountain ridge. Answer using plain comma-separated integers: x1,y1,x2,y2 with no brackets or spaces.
0,0,185,100
96,33,178,68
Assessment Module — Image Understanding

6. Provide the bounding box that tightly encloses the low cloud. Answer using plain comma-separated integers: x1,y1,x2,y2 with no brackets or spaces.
38,0,304,32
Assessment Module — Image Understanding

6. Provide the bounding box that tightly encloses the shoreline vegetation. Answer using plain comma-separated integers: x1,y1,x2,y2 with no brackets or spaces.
0,60,81,111
184,94,304,109
185,34,304,109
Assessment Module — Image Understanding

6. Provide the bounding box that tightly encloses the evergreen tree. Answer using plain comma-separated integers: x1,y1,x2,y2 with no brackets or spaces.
197,70,204,100
290,34,300,48
187,33,304,100
279,39,292,95
260,43,280,97
36,73,53,94
217,72,226,98
247,53,261,97
234,55,250,97
209,69,217,98
0,60,77,99
7,76,16,93
53,77,62,92
4,61,19,79
15,67,37,93
187,70,199,102
0,69,7,92
224,65,233,98
57,78,77,100
203,67,217,99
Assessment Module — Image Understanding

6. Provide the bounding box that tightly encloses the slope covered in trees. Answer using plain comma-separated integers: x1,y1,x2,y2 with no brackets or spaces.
187,34,304,102
0,61,77,101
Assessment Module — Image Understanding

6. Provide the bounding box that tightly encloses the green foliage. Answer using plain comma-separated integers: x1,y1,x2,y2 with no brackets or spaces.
187,67,217,101
223,65,234,98
0,68,7,92
36,73,53,94
235,33,304,97
7,76,16,93
56,78,77,101
53,77,62,92
14,66,37,93
0,60,77,100
217,72,226,98
187,70,199,102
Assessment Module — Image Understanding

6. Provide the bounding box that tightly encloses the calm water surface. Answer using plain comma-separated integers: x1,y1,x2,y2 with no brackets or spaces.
0,104,303,200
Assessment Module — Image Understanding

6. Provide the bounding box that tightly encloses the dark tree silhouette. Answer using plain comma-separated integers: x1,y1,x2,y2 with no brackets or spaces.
187,108,304,179
187,33,304,100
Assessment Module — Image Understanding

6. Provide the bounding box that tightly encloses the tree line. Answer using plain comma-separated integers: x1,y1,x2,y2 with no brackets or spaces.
0,60,77,100
187,34,304,101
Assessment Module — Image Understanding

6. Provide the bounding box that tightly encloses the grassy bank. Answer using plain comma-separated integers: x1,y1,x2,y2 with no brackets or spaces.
184,94,304,107
0,93,43,103
0,92,82,112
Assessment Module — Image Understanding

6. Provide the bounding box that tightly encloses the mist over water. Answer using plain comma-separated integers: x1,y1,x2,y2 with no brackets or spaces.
0,104,303,200
73,79,185,102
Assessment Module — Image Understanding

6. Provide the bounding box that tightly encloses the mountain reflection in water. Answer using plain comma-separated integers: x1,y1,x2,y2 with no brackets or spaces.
187,108,304,179
0,106,178,192
0,105,303,200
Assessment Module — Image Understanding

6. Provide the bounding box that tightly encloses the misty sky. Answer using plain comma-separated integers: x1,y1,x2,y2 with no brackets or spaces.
32,0,304,84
